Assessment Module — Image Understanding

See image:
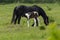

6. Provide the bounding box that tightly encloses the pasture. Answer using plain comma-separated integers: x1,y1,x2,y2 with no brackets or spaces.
0,3,60,40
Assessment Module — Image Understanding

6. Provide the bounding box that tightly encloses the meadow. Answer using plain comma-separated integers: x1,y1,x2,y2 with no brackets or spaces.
0,3,60,40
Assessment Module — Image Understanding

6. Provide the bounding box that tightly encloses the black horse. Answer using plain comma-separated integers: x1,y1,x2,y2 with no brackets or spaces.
11,5,49,27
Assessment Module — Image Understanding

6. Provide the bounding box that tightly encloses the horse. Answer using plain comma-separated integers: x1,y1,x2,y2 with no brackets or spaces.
25,11,39,27
11,5,49,27
32,5,49,25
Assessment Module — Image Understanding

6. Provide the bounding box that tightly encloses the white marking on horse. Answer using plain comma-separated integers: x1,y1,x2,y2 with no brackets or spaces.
25,13,30,27
33,11,39,27
33,11,38,16
34,18,36,27
27,20,29,27
25,13,30,18
25,11,39,27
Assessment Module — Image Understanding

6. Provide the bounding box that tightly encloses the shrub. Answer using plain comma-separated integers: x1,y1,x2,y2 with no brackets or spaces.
47,22,60,40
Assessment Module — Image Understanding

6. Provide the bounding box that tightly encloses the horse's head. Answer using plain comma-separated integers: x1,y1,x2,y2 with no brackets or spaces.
44,16,49,25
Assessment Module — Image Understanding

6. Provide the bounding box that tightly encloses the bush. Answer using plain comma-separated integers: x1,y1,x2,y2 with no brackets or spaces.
47,22,60,40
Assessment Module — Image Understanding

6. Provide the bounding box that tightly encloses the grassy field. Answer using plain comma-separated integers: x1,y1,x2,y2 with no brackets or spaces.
0,3,60,40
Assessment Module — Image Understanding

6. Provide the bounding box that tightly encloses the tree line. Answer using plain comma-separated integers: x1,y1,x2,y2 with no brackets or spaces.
0,0,60,3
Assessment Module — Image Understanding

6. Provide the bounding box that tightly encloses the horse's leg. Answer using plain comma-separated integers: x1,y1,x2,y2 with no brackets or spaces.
32,19,35,26
32,17,38,27
32,23,34,26
35,17,38,26
25,13,30,27
37,17,40,26
14,16,18,24
27,15,30,27
27,19,29,27
18,16,21,24
34,18,36,27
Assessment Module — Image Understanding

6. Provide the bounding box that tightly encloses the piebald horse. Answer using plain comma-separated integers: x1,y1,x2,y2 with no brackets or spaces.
25,11,39,27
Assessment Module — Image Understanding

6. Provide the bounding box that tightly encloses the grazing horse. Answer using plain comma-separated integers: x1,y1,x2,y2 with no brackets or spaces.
32,5,49,25
11,5,49,27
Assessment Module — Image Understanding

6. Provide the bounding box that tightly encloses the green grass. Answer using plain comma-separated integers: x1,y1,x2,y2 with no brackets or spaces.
0,3,60,40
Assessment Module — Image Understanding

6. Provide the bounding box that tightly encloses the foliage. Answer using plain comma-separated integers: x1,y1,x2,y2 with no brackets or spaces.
0,0,59,3
47,22,60,40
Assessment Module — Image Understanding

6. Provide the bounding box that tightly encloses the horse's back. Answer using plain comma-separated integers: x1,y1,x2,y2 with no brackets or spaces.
32,5,47,16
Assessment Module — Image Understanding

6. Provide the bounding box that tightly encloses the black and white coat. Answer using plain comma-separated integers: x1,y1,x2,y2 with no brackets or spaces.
25,11,39,27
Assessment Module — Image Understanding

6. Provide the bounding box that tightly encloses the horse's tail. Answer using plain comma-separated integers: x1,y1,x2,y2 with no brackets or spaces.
11,7,16,24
